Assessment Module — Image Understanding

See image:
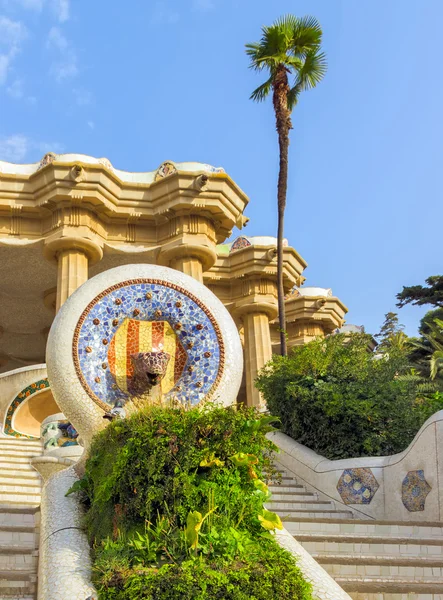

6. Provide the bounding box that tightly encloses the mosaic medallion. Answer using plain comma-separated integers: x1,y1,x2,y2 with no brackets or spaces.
37,152,56,170
337,468,379,504
73,279,224,410
155,161,177,180
4,378,50,438
402,470,432,512
230,236,252,253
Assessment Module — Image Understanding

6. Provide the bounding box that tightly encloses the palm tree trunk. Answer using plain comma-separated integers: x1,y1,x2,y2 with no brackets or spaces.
273,65,291,356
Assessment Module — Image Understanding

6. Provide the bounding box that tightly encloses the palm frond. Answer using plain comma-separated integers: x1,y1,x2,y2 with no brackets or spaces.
295,50,327,91
250,77,273,103
292,16,323,51
431,351,443,379
287,50,326,109
246,14,326,108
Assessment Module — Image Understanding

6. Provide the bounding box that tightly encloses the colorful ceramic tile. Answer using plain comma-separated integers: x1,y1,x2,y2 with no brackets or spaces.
230,236,252,253
73,279,224,410
155,161,177,180
402,470,431,512
37,152,56,170
337,468,379,504
4,378,50,438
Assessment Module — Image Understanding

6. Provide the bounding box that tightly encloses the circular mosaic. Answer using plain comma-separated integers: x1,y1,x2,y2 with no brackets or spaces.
47,264,243,447
73,279,224,410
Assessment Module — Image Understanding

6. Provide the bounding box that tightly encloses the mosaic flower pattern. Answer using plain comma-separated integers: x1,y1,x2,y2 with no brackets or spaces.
73,279,224,410
337,468,379,504
230,236,252,253
155,161,177,180
4,378,50,438
402,470,432,512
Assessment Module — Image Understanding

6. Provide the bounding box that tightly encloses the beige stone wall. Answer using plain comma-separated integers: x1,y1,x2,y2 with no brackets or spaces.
0,155,348,412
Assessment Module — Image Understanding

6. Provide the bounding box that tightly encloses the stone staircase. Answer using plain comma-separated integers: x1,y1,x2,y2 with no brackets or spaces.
0,438,42,599
268,464,443,600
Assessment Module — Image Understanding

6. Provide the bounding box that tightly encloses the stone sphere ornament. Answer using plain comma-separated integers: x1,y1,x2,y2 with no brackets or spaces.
46,264,243,446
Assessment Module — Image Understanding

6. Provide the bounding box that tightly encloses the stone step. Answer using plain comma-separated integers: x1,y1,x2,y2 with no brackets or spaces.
0,550,38,571
0,483,41,495
315,553,443,568
0,493,41,507
268,492,319,502
0,440,41,449
0,459,37,474
0,450,41,459
267,500,337,511
0,460,40,470
349,593,443,600
336,574,443,594
0,528,37,546
0,472,41,485
300,538,443,558
323,561,443,579
268,486,312,494
280,510,355,520
286,519,443,537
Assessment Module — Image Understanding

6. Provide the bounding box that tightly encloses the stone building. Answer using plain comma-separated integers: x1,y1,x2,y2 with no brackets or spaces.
0,153,347,434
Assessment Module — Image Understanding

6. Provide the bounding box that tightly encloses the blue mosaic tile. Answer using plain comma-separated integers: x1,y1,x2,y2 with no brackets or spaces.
402,470,432,512
337,468,379,504
73,280,224,409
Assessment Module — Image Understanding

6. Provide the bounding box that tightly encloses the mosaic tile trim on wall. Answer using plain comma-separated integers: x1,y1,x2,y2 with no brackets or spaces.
337,468,379,504
4,378,50,438
402,470,432,512
73,279,225,411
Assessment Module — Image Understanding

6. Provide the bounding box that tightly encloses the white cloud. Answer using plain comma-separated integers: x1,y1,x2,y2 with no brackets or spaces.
0,134,29,161
1,0,44,10
7,77,37,103
2,0,69,20
0,134,64,162
0,16,27,85
46,25,67,50
73,87,92,106
51,0,69,22
6,77,23,98
87,120,94,130
0,55,10,85
47,26,77,81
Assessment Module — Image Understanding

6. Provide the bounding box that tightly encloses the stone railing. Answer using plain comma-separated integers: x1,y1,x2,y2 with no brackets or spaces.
269,410,443,522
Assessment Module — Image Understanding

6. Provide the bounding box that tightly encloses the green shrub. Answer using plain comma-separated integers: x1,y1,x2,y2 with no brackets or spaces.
73,404,312,600
256,333,443,460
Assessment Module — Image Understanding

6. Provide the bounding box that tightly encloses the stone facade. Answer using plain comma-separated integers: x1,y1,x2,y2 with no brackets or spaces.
0,153,347,414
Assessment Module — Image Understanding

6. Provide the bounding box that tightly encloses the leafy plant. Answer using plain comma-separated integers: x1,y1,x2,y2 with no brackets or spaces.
256,333,443,459
77,404,312,599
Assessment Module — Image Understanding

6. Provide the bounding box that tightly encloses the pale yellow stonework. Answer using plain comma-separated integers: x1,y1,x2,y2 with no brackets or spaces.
0,155,348,407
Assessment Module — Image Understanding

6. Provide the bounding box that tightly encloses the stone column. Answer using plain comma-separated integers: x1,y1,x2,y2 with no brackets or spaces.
159,244,217,283
55,249,89,312
170,255,203,282
44,237,103,313
242,311,273,407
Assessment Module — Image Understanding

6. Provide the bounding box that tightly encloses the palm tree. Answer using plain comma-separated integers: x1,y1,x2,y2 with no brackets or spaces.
246,15,326,355
412,318,443,379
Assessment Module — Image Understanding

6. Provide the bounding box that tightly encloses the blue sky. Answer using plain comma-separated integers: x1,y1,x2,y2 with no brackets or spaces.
0,0,441,336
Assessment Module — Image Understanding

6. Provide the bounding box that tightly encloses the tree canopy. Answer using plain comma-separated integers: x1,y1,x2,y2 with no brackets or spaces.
397,275,443,308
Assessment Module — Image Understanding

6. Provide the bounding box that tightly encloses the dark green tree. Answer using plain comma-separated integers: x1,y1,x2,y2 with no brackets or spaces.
246,15,327,356
397,275,443,309
375,312,405,352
